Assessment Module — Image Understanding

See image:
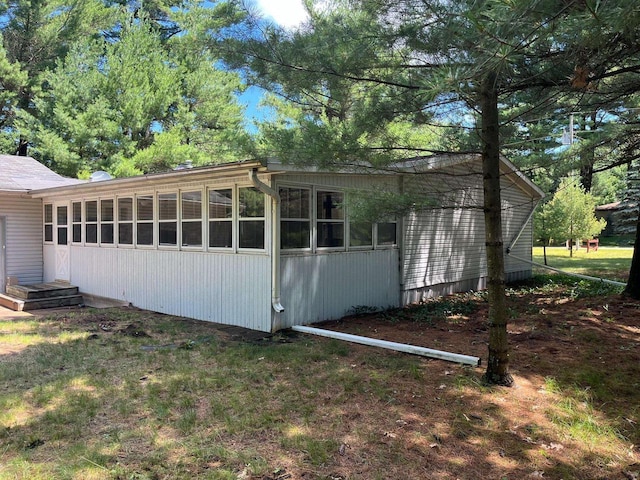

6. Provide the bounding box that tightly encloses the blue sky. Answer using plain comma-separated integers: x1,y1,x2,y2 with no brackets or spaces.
238,1,309,132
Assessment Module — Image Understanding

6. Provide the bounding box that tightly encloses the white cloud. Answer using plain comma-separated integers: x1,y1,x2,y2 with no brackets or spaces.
254,0,309,28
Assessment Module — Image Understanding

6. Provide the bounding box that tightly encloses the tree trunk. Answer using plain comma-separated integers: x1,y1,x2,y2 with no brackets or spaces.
480,72,513,387
623,206,640,298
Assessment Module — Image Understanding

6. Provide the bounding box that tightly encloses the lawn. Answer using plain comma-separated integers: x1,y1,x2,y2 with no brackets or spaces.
533,246,633,282
1,272,639,479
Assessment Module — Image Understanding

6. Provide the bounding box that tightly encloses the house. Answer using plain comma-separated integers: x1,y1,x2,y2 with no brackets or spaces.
0,155,83,293
15,153,541,332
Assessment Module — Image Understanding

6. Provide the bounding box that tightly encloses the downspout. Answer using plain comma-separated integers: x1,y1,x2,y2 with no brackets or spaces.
249,169,285,325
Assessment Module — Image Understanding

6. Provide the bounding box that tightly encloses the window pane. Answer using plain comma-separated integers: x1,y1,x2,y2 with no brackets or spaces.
137,223,153,245
159,193,177,220
280,187,309,219
239,220,265,249
377,222,397,245
209,189,232,219
73,224,82,243
44,224,53,242
137,195,153,221
72,202,82,222
318,222,344,248
57,206,68,225
182,191,202,220
350,222,373,247
317,191,344,220
86,201,98,222
118,198,133,221
159,221,177,245
239,188,264,218
86,224,98,244
182,222,202,247
57,227,67,245
281,221,310,249
209,221,232,248
119,223,133,245
44,204,53,223
101,199,114,222
101,224,114,244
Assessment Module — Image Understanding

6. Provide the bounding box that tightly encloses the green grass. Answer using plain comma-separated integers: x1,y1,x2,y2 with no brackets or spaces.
532,246,632,282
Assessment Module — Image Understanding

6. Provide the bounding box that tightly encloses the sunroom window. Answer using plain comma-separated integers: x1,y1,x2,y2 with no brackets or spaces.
100,199,114,244
377,220,397,246
85,201,98,244
238,187,265,249
209,189,233,248
280,187,310,249
136,195,154,246
181,191,202,247
118,198,133,245
158,193,177,246
349,221,373,248
316,191,344,248
44,204,53,243
72,202,82,243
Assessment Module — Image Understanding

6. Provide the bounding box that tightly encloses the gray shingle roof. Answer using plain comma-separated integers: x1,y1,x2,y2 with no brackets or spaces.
0,155,83,191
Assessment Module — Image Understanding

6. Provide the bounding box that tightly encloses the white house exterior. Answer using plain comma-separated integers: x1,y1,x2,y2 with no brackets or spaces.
28,154,543,332
0,155,82,293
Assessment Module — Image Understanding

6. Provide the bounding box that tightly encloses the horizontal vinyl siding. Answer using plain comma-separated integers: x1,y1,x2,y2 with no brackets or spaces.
68,247,272,332
402,164,535,302
0,194,43,285
279,249,400,328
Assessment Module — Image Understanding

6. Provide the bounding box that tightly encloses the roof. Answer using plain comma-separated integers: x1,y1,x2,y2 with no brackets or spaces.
30,154,543,201
0,155,83,192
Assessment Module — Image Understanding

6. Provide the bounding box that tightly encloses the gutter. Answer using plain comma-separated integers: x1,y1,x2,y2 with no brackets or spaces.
248,169,285,321
292,325,481,366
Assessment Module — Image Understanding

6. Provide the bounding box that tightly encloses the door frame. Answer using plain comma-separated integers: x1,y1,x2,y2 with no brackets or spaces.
54,202,71,282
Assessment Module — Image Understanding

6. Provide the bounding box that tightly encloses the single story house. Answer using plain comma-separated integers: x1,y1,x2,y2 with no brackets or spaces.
10,153,542,332
0,155,82,293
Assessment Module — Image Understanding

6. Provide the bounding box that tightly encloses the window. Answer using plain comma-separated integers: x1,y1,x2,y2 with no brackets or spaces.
377,220,397,246
238,187,265,249
44,204,53,242
349,222,373,248
209,189,233,248
158,193,177,246
118,198,133,245
181,191,202,247
72,202,82,243
100,199,114,244
316,191,344,248
280,187,310,249
57,206,68,245
136,195,154,246
85,201,98,244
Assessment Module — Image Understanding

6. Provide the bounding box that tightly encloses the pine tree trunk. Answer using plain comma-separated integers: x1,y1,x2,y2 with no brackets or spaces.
480,72,514,387
623,206,640,299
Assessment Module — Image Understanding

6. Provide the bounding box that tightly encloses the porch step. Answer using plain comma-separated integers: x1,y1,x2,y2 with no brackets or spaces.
6,282,79,300
0,282,83,311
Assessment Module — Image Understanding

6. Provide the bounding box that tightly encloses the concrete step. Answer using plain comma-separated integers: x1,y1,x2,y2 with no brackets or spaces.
0,293,84,312
6,282,79,300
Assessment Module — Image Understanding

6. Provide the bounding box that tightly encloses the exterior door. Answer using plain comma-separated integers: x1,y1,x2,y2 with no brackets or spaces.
0,217,5,293
55,204,70,282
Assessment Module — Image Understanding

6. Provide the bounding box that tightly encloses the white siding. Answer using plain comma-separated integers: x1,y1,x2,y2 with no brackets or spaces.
0,193,43,287
68,247,273,331
402,163,535,303
279,249,400,328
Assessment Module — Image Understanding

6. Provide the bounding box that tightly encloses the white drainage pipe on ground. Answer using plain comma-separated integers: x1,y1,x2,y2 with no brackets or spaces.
291,325,481,367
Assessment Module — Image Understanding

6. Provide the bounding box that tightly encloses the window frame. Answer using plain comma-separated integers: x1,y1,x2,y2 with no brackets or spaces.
315,189,345,250
99,198,115,246
207,187,234,251
117,197,134,247
279,185,311,251
44,204,54,243
71,201,82,244
158,192,178,248
85,200,98,245
237,186,266,251
135,193,155,248
180,189,204,249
